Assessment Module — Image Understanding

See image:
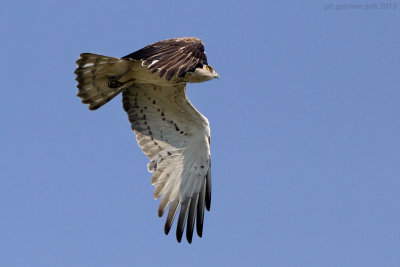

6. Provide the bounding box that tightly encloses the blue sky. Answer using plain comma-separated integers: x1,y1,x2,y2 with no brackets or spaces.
1,1,399,266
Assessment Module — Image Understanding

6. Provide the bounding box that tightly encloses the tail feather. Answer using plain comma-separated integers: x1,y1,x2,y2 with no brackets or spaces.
74,53,132,110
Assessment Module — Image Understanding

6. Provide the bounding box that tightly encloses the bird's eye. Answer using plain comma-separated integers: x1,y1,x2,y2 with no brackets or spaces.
206,66,210,71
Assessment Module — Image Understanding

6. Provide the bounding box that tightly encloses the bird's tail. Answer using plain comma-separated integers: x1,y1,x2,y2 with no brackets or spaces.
74,53,133,110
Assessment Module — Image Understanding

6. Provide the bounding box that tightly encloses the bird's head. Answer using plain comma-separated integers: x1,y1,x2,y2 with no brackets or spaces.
185,64,219,83
204,65,219,80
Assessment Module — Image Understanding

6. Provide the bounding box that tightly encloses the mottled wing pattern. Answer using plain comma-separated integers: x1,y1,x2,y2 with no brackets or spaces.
122,37,208,81
122,83,211,243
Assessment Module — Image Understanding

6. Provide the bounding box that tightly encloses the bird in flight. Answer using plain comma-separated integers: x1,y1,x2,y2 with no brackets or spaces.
74,37,219,243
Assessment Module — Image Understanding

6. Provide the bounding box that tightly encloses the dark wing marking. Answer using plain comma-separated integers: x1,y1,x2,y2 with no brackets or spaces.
122,37,208,81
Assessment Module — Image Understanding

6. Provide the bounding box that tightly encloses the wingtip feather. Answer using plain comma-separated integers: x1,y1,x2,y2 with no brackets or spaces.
164,201,179,235
176,198,190,243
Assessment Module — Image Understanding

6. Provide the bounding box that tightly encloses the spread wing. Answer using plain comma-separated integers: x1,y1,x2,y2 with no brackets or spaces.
122,37,208,81
122,83,211,243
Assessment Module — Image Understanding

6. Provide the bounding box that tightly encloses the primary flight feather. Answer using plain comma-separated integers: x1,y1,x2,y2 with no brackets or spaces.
74,37,218,243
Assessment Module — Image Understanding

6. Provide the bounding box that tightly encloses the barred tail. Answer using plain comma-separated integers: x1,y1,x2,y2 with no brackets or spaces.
74,53,132,110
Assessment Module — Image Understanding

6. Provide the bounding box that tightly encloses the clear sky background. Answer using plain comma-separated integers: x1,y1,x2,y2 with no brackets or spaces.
1,1,399,266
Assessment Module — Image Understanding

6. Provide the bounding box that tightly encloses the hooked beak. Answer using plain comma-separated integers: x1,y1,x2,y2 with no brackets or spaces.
214,73,219,79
